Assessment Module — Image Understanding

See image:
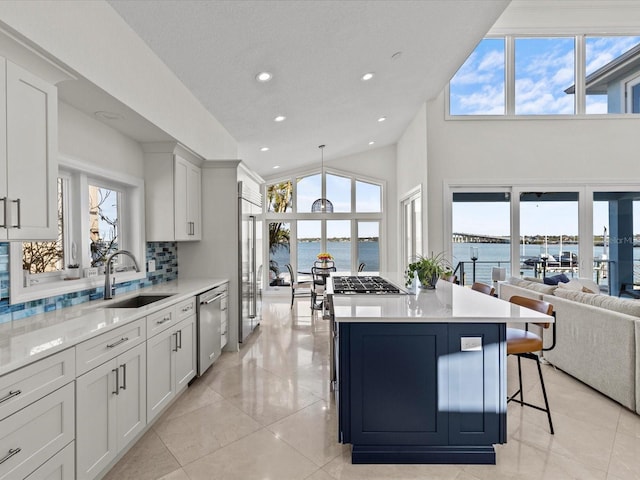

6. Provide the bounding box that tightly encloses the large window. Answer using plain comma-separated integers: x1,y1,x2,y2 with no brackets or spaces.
449,34,640,117
265,169,384,282
10,157,145,304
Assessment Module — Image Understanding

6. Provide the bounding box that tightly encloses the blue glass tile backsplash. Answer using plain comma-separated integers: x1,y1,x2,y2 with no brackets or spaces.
0,242,178,324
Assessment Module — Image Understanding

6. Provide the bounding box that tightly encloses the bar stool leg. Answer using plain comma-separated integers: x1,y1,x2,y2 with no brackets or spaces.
517,356,524,406
536,359,554,434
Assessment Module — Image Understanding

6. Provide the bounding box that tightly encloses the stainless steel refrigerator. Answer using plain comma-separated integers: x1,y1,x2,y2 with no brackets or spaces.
238,181,263,342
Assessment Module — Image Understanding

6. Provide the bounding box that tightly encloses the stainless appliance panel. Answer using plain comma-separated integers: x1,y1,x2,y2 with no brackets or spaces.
197,284,228,376
239,182,262,343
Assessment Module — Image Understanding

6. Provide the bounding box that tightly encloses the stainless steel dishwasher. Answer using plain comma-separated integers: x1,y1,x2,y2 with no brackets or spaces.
196,283,228,376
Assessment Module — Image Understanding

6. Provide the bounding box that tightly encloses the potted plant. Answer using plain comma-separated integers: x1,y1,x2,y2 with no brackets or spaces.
405,252,452,289
66,264,80,279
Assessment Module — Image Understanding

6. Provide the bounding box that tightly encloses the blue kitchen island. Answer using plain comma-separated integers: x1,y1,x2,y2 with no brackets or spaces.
329,278,553,465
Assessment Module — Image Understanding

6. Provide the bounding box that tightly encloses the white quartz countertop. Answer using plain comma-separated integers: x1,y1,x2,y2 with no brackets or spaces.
331,279,554,324
0,278,227,376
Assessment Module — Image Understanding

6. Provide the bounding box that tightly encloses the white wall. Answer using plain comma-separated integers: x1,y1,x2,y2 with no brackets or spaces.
425,90,640,255
59,102,144,177
0,0,237,161
396,103,428,256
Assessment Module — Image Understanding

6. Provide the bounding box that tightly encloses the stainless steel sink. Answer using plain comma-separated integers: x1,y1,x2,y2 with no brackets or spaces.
104,294,174,308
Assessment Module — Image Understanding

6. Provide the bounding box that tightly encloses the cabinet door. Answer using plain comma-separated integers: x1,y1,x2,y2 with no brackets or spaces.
24,441,74,480
0,60,6,230
174,156,190,241
187,164,202,240
76,359,117,480
5,60,57,240
116,343,146,452
146,326,176,422
175,316,196,391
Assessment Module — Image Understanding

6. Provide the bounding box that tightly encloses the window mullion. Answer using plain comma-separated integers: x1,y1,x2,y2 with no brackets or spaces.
505,35,515,116
575,35,586,115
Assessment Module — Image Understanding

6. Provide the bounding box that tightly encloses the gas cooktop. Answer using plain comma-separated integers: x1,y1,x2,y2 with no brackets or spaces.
331,276,407,295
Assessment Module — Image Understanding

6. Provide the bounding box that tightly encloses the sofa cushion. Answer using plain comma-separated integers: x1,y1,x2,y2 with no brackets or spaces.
554,287,640,317
543,273,570,285
508,276,557,295
557,278,583,291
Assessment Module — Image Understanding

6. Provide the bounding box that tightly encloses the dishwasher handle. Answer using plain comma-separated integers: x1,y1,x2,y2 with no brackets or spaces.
200,292,226,305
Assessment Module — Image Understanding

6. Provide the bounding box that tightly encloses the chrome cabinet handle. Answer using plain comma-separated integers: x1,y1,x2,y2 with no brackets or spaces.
0,197,6,228
181,305,192,312
11,199,20,229
121,364,127,391
112,368,119,395
201,293,225,305
173,332,179,352
156,316,171,325
106,337,128,348
0,389,21,404
177,330,182,349
0,447,21,465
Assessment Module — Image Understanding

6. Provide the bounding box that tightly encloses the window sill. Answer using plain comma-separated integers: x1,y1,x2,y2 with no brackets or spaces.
9,268,146,305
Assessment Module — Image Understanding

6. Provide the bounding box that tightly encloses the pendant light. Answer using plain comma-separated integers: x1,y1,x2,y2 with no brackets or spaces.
311,144,334,213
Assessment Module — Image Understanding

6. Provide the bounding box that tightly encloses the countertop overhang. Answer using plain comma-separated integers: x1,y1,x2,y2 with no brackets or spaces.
0,278,227,376
330,278,554,324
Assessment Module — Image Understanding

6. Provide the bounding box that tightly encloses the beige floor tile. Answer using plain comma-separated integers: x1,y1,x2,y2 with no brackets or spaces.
153,398,261,465
617,407,640,439
268,400,348,466
161,375,224,421
182,428,319,480
226,372,321,425
102,429,180,480
608,430,640,480
306,469,339,480
156,469,190,480
203,362,282,398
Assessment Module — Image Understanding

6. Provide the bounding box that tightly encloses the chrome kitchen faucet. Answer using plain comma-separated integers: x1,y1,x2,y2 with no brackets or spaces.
103,250,140,300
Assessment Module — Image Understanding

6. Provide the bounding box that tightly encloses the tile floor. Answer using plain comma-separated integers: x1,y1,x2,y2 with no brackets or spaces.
105,296,640,480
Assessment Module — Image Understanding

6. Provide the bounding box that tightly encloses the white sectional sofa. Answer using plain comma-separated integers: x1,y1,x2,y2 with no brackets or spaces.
499,277,640,413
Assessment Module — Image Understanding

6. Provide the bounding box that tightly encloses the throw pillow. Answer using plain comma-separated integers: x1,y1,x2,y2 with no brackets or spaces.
582,286,595,294
557,279,583,291
543,273,570,285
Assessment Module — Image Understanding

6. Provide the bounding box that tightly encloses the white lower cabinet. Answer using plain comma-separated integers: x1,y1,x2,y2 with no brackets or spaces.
0,383,74,480
147,315,196,422
24,441,74,480
76,342,146,480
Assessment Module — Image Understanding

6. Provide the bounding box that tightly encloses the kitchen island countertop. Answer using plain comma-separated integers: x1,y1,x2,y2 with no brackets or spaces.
330,278,553,324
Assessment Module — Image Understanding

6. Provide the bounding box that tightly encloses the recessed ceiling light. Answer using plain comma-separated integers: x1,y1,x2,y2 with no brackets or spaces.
377,116,386,122
274,115,286,122
94,111,123,121
361,72,374,81
260,146,269,152
369,141,375,145
273,165,280,169
256,71,272,82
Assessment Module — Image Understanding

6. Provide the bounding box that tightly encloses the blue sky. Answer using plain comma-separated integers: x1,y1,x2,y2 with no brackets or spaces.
450,35,640,115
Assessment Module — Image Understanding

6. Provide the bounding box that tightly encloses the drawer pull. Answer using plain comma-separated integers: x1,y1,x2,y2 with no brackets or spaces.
177,330,182,349
0,389,21,404
156,316,171,325
182,305,192,312
106,337,129,348
173,332,179,352
0,447,21,465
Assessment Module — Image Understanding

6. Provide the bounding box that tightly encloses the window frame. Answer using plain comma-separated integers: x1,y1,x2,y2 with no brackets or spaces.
264,166,385,283
446,33,640,120
9,154,146,304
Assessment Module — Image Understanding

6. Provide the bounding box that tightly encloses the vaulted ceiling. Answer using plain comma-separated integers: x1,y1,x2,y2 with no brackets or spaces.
106,0,510,175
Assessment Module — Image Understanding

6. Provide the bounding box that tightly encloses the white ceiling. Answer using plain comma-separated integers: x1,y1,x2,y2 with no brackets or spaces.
103,0,510,176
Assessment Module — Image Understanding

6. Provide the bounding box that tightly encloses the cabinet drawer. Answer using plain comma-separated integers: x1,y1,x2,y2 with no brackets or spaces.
176,297,196,321
76,319,145,376
24,441,74,480
146,307,175,337
0,382,75,480
0,348,75,422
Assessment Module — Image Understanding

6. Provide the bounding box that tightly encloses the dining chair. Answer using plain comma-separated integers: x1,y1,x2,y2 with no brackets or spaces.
507,295,556,434
471,281,495,296
311,265,336,311
285,264,311,309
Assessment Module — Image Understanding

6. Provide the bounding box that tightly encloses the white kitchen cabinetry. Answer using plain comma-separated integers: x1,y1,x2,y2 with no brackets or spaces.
143,144,202,242
76,341,146,480
0,57,58,240
23,441,74,480
0,383,74,480
147,314,196,422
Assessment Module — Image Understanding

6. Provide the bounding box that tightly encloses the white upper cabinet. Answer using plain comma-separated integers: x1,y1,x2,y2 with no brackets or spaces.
144,144,202,242
1,57,58,240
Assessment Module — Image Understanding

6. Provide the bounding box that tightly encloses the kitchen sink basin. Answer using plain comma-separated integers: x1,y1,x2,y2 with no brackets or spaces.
104,294,174,308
